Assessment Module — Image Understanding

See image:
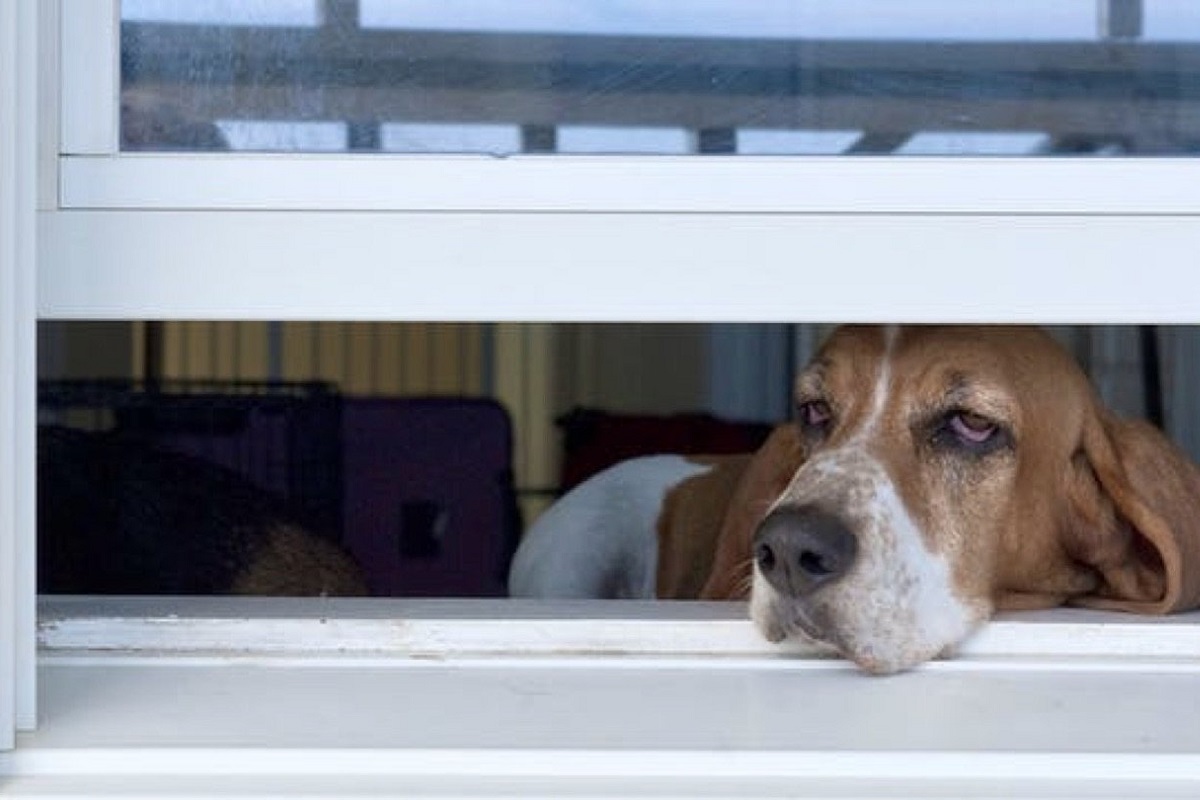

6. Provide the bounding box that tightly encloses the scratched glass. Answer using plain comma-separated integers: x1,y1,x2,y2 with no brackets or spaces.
120,0,1200,155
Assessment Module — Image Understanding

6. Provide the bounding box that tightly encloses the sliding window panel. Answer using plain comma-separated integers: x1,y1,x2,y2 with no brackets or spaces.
1,0,40,747
114,0,1200,156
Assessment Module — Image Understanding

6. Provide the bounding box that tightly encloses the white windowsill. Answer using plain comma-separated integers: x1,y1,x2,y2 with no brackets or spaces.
32,596,1200,660
3,598,1200,798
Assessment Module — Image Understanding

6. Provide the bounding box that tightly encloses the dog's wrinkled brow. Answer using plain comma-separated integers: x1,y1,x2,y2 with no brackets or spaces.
796,359,832,393
937,372,1016,420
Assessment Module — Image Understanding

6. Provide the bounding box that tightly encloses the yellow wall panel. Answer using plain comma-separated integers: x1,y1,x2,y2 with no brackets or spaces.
401,324,431,394
281,322,315,380
373,324,404,394
344,323,376,395
234,322,269,381
211,322,238,380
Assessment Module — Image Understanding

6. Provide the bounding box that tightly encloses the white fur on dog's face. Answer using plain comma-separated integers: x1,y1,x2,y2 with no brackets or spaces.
751,449,988,673
750,326,1007,674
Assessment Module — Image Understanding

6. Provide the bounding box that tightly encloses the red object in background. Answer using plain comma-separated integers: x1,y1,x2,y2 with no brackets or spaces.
556,407,774,492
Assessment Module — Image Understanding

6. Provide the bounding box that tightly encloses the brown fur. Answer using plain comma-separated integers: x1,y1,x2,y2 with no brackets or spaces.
1060,413,1200,613
38,425,368,597
231,524,368,597
655,455,752,599
699,424,803,600
687,326,1200,617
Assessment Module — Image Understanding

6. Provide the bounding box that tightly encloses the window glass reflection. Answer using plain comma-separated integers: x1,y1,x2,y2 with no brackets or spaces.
120,0,1200,155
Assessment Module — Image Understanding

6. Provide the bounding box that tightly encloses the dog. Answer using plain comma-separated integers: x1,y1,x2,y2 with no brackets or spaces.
509,325,1200,673
39,425,367,596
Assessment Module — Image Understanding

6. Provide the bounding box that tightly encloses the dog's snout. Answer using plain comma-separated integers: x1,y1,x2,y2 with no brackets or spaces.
754,506,857,596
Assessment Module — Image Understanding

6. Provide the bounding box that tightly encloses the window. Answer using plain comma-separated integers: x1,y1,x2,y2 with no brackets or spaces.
118,0,1200,157
6,1,1200,795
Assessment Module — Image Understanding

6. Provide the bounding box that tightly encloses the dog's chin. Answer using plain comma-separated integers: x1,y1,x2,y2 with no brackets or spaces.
834,636,947,676
751,596,962,676
780,617,943,675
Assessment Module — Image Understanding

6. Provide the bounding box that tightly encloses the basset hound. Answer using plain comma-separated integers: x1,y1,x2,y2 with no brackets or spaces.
509,325,1200,673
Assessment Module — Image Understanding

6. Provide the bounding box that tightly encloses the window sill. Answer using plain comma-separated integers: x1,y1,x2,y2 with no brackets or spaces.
4,598,1200,798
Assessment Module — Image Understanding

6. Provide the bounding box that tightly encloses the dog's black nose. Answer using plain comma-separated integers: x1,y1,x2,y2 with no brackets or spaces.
753,505,857,596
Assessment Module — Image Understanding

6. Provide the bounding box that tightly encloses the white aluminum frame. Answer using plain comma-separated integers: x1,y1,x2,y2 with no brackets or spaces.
0,0,18,755
55,154,1200,214
45,0,1200,324
1,0,40,752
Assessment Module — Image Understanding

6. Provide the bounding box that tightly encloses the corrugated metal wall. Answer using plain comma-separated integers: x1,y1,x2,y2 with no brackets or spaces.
140,322,488,395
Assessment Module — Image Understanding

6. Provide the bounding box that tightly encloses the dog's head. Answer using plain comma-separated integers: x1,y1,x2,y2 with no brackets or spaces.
711,325,1200,674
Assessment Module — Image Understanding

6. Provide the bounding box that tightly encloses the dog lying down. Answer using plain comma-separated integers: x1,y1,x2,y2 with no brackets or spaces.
510,325,1200,674
39,425,367,596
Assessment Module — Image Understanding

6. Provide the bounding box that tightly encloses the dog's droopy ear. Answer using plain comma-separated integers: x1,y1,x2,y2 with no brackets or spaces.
1065,411,1200,614
699,424,804,600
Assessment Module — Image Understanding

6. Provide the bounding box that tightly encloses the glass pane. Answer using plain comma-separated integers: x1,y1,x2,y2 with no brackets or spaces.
38,321,1200,599
120,0,1200,155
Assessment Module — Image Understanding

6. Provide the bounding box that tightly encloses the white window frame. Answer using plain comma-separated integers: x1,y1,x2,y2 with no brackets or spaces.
6,1,1200,795
44,1,1200,323
1,0,39,755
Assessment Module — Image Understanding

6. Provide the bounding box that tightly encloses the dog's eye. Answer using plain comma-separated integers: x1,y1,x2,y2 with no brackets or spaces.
929,409,1010,456
797,400,833,432
930,409,1017,460
949,411,997,445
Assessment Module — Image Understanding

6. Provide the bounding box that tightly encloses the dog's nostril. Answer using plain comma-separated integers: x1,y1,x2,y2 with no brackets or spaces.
753,542,782,573
756,541,777,571
798,548,835,577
